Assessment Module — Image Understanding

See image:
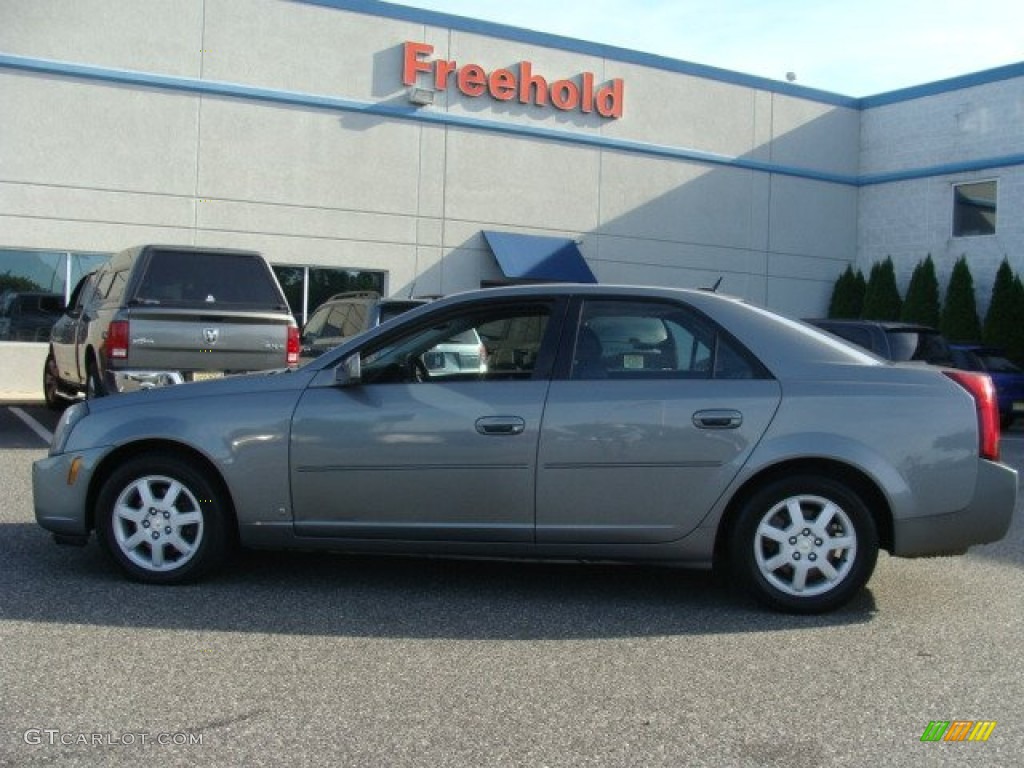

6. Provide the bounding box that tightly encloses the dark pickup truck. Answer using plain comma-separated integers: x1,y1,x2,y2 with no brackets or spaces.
44,245,299,408
804,319,954,365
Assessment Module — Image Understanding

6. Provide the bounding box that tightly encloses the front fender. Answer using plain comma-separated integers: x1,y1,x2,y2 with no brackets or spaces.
65,389,299,528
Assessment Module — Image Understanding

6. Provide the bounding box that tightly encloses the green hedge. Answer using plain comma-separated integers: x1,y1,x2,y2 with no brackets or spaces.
828,254,1024,365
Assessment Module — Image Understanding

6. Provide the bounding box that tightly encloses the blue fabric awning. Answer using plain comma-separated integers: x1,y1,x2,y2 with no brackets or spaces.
483,231,597,283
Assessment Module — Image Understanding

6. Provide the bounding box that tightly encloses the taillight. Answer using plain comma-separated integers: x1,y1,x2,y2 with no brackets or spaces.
107,320,129,360
286,326,300,366
944,370,1000,461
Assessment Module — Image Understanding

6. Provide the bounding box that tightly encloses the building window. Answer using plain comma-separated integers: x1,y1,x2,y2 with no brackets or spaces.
953,180,997,237
0,248,109,342
272,265,386,327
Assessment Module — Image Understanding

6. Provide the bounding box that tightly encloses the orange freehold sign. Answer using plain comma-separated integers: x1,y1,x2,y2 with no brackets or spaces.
402,41,624,119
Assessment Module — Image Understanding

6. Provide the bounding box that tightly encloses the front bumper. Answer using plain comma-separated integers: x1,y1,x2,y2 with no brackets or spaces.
892,459,1018,557
33,446,109,537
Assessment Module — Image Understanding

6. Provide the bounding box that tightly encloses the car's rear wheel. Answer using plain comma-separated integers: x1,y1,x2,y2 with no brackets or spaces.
43,353,68,410
95,454,229,584
729,475,878,614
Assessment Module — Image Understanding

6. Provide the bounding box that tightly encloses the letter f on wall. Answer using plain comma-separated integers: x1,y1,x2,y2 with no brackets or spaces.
403,41,434,85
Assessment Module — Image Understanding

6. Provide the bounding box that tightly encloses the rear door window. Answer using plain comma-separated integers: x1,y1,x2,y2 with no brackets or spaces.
135,250,285,308
570,299,764,380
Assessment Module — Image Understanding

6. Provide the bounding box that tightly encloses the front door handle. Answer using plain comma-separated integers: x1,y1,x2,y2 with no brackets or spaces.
475,416,526,436
693,409,743,429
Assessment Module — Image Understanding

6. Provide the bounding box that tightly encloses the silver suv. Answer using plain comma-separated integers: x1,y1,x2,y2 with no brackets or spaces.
300,292,425,360
804,319,953,365
300,291,487,375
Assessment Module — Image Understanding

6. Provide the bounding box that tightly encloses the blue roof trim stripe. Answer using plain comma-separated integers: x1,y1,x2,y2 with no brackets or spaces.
860,61,1024,108
296,0,1024,108
1,52,1021,188
859,153,1024,186
297,0,861,108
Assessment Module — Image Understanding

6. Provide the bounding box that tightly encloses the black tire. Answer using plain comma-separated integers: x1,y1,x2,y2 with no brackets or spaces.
85,357,107,399
43,353,68,411
729,475,878,614
95,454,230,584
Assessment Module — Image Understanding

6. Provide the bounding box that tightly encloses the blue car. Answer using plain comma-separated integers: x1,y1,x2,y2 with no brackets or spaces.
950,344,1024,427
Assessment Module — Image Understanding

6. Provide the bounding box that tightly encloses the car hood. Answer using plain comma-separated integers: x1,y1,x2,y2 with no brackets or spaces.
83,367,316,414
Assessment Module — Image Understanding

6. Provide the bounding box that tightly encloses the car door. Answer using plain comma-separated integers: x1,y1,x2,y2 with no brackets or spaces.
536,297,782,544
289,297,566,542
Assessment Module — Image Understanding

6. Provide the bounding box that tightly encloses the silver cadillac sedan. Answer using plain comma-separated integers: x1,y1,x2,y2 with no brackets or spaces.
34,285,1017,613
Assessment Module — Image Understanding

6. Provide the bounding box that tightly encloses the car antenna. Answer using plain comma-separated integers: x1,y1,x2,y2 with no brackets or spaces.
701,277,723,292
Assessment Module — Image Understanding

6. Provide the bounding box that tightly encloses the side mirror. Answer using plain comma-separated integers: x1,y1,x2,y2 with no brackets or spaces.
334,353,362,387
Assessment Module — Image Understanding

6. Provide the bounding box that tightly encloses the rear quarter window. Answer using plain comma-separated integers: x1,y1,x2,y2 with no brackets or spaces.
135,250,285,309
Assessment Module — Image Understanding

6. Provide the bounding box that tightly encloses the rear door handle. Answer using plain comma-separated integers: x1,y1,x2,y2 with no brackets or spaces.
475,416,526,436
693,409,743,429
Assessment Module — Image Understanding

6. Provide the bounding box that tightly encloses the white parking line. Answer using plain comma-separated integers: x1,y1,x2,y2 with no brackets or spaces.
8,407,54,445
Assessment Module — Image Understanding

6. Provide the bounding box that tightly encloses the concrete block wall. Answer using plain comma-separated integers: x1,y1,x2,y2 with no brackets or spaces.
0,0,863,323
859,76,1024,312
0,343,47,402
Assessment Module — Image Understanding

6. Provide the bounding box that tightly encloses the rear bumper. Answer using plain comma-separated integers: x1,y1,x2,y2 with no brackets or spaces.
112,369,185,393
892,459,1017,557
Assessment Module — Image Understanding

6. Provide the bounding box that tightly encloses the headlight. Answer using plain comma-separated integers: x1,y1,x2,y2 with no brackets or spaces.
50,401,89,456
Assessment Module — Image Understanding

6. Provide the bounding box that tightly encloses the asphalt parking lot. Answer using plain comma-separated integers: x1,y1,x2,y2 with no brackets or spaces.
1,402,1022,767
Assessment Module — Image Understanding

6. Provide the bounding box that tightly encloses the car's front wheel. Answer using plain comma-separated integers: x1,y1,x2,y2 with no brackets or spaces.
729,475,878,614
95,454,230,584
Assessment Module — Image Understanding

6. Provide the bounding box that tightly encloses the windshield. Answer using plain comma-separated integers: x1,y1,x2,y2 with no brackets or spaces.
976,352,1022,373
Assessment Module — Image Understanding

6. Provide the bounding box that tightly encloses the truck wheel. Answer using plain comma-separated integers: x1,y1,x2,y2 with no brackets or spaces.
85,358,107,399
729,475,879,614
43,353,68,410
95,454,230,584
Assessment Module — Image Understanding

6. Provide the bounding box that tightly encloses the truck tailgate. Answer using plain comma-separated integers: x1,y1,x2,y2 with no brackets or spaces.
123,309,294,373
